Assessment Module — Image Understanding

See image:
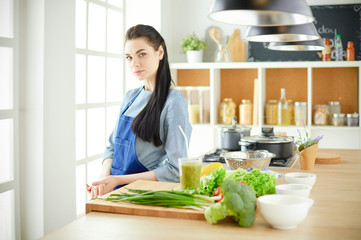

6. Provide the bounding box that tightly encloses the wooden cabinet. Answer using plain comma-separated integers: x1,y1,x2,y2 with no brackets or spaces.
170,61,361,157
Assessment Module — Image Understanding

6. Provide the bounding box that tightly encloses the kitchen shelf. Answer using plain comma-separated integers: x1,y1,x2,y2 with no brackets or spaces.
170,61,361,156
170,61,361,69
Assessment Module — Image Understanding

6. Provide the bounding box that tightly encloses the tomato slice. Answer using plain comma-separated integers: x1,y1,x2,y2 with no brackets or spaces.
216,193,224,202
214,186,221,196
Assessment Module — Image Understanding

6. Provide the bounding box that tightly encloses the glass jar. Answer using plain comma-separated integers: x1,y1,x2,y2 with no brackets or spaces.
265,99,278,125
187,87,200,124
328,101,341,125
239,99,252,125
219,98,236,124
287,99,294,125
294,102,307,126
332,113,346,126
199,87,210,123
314,104,328,125
347,113,359,126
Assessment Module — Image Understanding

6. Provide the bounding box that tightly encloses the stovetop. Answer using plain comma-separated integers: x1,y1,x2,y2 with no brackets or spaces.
202,149,298,168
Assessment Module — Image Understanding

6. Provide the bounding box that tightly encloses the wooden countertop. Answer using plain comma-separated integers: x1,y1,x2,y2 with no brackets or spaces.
42,149,361,240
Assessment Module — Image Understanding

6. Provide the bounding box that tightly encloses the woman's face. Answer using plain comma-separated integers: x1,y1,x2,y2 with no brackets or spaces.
124,37,164,83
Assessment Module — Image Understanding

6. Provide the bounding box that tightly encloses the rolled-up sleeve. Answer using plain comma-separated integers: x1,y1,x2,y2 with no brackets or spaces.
153,94,192,182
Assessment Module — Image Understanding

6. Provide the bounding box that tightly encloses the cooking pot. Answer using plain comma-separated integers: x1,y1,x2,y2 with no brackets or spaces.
239,127,294,159
220,117,251,151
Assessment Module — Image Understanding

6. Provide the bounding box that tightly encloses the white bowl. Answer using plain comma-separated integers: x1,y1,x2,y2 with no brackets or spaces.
285,172,317,186
258,194,314,230
276,184,312,198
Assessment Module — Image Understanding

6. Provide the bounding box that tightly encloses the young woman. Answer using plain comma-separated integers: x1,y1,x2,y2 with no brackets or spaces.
86,24,192,198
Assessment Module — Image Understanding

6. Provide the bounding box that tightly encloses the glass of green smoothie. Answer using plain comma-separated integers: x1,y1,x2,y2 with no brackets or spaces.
178,157,202,190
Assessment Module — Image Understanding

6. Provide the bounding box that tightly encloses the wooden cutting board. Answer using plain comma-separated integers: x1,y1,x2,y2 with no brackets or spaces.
86,180,205,220
227,29,246,62
315,152,341,164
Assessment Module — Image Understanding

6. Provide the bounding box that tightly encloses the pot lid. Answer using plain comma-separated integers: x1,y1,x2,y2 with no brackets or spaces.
242,135,293,144
220,117,251,132
221,125,251,131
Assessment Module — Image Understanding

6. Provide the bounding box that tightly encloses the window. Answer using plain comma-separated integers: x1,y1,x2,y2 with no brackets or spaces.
75,0,125,216
0,0,18,239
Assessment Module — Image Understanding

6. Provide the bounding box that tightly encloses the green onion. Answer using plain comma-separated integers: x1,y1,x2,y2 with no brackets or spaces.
98,188,221,210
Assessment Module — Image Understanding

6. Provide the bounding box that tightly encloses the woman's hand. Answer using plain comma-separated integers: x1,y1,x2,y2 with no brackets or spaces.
86,175,120,198
86,183,105,199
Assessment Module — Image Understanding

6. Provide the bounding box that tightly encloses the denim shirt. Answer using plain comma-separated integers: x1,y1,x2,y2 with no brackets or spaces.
103,87,192,182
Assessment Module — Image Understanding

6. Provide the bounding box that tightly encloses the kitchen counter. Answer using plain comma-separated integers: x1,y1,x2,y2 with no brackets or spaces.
42,149,361,240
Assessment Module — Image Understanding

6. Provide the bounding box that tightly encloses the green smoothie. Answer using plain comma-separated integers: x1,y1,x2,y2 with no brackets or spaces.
180,160,202,190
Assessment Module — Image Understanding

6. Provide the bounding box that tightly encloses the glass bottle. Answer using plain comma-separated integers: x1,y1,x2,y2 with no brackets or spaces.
322,38,331,61
219,98,236,124
335,34,343,61
265,99,278,125
278,88,290,125
346,41,355,61
287,99,294,125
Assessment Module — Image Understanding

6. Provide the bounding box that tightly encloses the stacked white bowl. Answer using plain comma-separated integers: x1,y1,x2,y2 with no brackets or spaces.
258,172,317,230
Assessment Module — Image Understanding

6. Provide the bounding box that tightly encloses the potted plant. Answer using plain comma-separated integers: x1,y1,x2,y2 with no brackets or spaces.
181,33,207,63
294,121,324,170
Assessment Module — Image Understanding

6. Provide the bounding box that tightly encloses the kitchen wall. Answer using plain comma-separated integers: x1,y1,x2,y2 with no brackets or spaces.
161,0,247,63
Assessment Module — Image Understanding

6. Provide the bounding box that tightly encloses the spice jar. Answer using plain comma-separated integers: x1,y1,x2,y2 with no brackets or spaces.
322,38,331,61
328,101,341,125
239,99,252,125
265,99,278,125
347,113,359,126
332,113,346,126
314,104,328,125
219,98,236,124
295,102,307,126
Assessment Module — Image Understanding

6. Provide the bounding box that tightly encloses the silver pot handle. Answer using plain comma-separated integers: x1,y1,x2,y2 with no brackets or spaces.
239,141,250,146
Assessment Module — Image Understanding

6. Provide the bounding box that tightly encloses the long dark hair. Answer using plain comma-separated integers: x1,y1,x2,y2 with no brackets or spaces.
126,24,171,147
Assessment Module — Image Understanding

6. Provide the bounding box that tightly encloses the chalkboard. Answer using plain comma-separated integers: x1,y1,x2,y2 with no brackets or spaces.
248,4,361,62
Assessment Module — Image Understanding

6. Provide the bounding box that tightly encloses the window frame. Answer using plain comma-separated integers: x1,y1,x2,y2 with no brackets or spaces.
75,0,125,217
0,0,20,239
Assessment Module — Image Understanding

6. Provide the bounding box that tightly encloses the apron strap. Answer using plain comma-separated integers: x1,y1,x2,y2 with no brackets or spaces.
121,87,144,115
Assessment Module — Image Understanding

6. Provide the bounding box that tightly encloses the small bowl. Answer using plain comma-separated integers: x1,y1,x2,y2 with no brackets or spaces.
285,172,317,186
258,194,314,230
221,150,276,170
276,184,312,198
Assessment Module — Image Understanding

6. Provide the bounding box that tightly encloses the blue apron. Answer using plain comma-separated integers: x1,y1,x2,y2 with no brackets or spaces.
111,88,148,188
